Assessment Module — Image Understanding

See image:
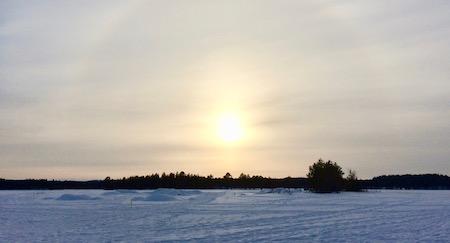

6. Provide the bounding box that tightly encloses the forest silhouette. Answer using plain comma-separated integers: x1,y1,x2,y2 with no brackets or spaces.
1,159,449,190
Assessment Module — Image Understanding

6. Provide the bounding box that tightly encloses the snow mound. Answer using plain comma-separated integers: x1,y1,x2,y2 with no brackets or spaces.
150,188,201,196
102,189,139,196
132,194,175,202
56,194,101,201
132,189,202,202
257,188,304,194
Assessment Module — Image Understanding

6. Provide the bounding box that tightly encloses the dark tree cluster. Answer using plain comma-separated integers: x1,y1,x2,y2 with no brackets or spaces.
307,159,344,193
362,174,450,190
345,169,362,192
0,173,308,190
0,178,103,190
103,172,309,189
307,159,363,193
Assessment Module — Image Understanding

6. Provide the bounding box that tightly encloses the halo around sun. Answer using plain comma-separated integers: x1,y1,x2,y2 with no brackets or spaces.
216,113,244,143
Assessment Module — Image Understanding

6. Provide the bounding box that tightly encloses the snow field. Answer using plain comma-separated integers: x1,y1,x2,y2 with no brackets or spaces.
1,189,449,242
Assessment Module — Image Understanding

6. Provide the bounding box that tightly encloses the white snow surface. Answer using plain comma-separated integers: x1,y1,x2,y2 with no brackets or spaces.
1,189,449,242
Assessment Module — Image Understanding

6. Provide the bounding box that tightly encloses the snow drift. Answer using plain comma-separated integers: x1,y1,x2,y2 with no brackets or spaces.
55,194,101,201
132,189,202,202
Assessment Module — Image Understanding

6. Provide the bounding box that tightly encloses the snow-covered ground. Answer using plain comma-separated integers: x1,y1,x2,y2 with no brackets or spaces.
1,189,449,242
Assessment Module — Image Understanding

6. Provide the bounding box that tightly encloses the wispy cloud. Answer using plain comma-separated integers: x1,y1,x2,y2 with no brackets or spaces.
1,0,449,179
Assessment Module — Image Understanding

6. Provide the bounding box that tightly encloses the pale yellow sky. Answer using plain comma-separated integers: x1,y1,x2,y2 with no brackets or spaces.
1,0,449,179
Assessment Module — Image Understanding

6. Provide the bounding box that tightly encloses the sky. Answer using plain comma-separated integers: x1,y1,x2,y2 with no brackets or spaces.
1,0,449,180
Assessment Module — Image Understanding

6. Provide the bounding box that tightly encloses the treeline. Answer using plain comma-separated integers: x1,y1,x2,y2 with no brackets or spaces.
1,173,449,190
0,173,308,190
0,179,103,190
103,173,308,189
361,174,450,190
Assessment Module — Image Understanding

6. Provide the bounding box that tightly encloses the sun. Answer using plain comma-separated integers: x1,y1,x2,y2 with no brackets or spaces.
216,113,244,143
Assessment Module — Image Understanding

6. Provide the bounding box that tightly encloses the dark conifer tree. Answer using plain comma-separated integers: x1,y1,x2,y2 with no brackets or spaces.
307,159,344,193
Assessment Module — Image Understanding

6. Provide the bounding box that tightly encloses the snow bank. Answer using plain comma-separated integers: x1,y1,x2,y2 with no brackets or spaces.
55,194,101,201
102,190,139,196
257,188,304,194
132,189,202,202
168,189,201,196
132,194,175,202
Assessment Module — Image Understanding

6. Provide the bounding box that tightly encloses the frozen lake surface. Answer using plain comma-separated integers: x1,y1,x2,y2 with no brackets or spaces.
1,189,449,242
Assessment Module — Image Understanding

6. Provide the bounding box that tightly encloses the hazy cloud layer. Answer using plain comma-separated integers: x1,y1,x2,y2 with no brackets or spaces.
1,0,449,179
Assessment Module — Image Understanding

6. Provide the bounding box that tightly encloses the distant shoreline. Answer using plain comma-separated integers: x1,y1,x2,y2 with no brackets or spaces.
1,174,449,190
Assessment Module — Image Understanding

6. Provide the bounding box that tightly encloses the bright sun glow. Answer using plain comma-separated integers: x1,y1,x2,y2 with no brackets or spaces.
217,113,244,143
